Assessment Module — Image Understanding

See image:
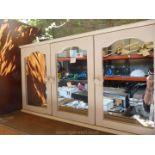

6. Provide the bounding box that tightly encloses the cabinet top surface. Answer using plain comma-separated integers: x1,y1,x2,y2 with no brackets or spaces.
20,20,155,49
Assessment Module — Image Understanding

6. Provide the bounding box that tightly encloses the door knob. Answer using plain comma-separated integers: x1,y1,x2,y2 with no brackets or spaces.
51,76,56,83
44,75,52,83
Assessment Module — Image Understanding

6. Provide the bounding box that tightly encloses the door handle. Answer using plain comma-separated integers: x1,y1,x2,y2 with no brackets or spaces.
44,75,51,83
45,76,56,84
51,76,56,83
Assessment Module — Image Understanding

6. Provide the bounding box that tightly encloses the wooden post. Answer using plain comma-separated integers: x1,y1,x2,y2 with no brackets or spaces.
0,19,39,114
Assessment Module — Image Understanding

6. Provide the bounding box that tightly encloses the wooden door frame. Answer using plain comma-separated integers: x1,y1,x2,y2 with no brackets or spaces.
94,24,155,134
21,44,52,115
50,36,95,125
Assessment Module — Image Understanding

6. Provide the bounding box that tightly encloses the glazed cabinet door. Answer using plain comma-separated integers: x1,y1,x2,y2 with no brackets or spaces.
21,44,52,114
51,36,95,124
95,24,155,134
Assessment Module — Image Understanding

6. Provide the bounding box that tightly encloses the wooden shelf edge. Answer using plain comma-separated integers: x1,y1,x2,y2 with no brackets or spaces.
103,53,153,61
57,57,87,61
59,79,87,82
104,76,146,81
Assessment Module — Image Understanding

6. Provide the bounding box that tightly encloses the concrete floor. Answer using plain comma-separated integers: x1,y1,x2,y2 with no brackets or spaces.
0,111,113,135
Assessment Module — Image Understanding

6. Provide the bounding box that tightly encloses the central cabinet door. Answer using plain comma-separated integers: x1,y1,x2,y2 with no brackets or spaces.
51,36,95,124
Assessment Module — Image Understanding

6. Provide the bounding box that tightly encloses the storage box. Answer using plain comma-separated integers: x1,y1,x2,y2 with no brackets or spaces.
103,97,114,111
70,49,86,58
57,51,70,58
104,91,129,109
70,49,78,57
72,91,88,103
58,86,78,98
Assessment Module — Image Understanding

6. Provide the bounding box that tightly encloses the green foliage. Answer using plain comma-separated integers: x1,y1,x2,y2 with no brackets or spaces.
27,19,145,39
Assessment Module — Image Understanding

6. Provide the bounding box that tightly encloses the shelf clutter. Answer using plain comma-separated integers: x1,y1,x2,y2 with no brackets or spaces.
104,52,153,81
56,41,154,127
102,39,154,127
57,47,89,115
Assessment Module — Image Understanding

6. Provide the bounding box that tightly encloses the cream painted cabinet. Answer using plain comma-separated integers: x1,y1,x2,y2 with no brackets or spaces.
95,24,155,134
21,20,155,134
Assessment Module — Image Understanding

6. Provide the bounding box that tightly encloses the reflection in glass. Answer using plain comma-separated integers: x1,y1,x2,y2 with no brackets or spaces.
102,39,154,128
56,47,88,115
26,52,47,107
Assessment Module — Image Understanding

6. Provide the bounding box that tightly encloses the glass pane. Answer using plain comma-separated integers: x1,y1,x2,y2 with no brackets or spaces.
56,47,88,115
26,52,47,107
102,39,154,128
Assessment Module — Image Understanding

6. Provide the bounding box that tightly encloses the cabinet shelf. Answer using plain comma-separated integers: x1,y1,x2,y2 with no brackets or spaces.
57,57,87,62
103,53,153,61
57,54,154,61
59,79,87,82
104,76,146,82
